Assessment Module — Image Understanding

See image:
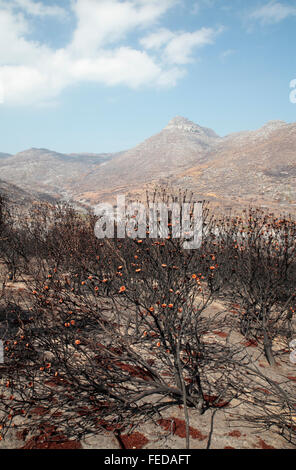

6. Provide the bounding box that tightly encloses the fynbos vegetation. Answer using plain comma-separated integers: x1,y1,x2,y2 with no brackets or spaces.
0,191,295,449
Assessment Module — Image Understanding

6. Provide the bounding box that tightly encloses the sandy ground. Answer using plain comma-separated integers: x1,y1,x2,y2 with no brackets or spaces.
0,283,295,450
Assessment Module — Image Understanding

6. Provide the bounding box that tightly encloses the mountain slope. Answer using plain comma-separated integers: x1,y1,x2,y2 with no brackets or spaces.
171,120,296,211
0,178,58,206
0,148,120,196
0,153,12,160
0,117,296,212
72,116,221,200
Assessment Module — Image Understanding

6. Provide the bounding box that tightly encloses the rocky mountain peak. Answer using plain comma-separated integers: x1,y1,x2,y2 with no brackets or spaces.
251,120,289,139
165,116,202,132
164,116,219,139
14,148,54,158
165,115,193,127
261,120,287,129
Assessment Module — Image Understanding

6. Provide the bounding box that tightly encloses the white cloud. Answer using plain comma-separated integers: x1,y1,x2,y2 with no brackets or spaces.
139,28,175,50
0,9,51,66
141,26,223,65
250,1,296,25
0,0,67,18
0,0,222,106
70,47,176,88
70,0,177,54
164,28,221,64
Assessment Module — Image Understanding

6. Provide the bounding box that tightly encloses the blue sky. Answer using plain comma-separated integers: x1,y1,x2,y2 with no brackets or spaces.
0,0,295,154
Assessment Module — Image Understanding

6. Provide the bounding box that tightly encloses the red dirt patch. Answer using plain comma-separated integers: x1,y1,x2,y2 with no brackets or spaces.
22,438,82,449
287,376,296,382
228,430,241,438
21,426,82,449
256,387,272,395
256,438,275,449
119,432,149,449
109,346,124,355
213,331,228,338
30,406,48,416
203,394,230,408
96,419,122,433
76,406,91,416
146,359,155,366
157,417,207,441
114,361,154,381
16,429,29,441
244,339,258,347
44,376,69,387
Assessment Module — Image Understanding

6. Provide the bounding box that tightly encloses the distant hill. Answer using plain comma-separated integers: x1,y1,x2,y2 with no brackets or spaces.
0,117,295,213
0,148,121,197
0,153,12,159
74,116,221,190
0,178,57,206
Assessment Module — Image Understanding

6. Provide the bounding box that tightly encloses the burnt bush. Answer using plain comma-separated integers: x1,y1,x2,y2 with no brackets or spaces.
0,192,295,447
215,208,296,365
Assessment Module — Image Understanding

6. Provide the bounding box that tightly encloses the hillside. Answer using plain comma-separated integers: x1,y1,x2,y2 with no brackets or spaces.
0,148,120,197
0,178,57,206
170,120,296,212
0,117,295,212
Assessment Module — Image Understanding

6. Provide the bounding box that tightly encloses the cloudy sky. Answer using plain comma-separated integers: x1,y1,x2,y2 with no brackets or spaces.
0,0,295,154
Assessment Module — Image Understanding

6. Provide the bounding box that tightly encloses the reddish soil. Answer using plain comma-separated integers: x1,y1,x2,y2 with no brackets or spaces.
44,376,69,387
21,424,82,449
16,429,29,441
30,406,48,416
256,387,272,395
256,438,275,449
203,394,230,408
213,331,228,338
157,417,207,441
228,430,242,438
244,340,258,347
96,419,123,433
114,361,154,381
119,432,149,449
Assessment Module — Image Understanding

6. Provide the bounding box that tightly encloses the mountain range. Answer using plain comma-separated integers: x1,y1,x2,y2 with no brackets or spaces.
0,116,295,213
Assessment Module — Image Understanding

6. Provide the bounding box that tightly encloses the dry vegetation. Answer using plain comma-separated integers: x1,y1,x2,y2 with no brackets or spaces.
0,190,295,449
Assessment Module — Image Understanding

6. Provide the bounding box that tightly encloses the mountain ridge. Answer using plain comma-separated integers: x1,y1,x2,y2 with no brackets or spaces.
0,116,295,213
